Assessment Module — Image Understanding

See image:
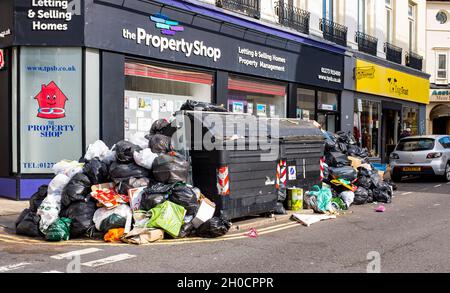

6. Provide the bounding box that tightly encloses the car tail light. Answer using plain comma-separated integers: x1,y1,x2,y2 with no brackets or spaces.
390,153,399,160
427,152,443,159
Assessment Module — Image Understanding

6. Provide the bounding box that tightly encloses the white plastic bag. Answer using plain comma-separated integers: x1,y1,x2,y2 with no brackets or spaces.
129,132,149,149
52,160,84,178
84,140,116,164
93,204,133,233
47,174,70,197
37,196,61,234
339,191,355,208
133,148,158,169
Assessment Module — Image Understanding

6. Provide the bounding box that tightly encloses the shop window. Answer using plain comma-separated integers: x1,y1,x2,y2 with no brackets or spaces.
124,62,213,140
354,99,380,158
227,75,287,117
296,88,315,121
402,106,418,135
318,91,338,111
317,91,339,132
19,47,82,174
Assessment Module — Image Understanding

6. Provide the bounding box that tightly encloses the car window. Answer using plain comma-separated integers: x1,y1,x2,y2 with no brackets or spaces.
440,136,450,149
396,138,435,152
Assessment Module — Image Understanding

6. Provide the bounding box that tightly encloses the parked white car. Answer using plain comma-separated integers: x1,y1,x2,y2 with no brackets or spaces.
390,135,450,182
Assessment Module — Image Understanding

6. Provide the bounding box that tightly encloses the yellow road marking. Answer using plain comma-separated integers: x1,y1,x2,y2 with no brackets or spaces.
0,221,303,246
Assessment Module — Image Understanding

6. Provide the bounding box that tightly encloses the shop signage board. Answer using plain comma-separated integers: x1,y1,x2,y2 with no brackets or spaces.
355,59,430,104
0,0,14,48
19,47,82,173
84,1,345,90
14,0,84,46
430,89,450,102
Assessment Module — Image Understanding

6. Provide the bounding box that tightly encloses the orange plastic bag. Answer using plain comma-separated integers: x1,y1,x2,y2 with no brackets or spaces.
104,228,125,242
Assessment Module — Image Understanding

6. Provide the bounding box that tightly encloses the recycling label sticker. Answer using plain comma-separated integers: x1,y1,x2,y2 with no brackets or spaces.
288,166,297,180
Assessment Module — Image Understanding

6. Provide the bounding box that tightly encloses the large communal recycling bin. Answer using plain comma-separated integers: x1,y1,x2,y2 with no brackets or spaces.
276,119,325,192
179,112,324,220
180,111,279,220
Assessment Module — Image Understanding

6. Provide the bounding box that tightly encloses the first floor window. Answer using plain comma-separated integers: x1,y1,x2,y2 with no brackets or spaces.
437,53,448,80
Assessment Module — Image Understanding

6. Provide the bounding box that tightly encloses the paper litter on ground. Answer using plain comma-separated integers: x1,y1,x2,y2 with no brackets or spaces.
291,213,337,227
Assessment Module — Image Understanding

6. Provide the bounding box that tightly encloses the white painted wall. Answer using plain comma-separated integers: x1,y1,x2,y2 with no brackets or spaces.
196,0,427,67
426,2,450,84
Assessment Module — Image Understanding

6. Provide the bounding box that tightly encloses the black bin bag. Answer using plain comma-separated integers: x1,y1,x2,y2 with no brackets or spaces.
140,183,174,211
60,199,97,238
29,185,48,213
196,217,231,238
152,152,189,183
61,173,92,207
15,209,42,237
169,184,199,216
83,159,109,185
114,140,142,164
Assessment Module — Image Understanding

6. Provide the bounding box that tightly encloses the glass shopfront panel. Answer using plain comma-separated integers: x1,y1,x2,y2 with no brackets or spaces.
318,91,338,111
317,91,339,132
354,99,381,158
296,88,315,121
19,47,82,173
402,106,419,135
227,75,287,117
124,62,214,140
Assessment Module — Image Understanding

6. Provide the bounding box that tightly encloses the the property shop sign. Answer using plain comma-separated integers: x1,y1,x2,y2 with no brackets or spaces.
85,2,344,89
20,47,82,173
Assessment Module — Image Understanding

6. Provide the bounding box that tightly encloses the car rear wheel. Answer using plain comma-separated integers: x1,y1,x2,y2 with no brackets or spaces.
443,163,450,182
392,173,402,183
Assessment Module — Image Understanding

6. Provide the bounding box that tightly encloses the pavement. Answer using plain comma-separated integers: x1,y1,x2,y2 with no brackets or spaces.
0,198,28,217
1,178,450,273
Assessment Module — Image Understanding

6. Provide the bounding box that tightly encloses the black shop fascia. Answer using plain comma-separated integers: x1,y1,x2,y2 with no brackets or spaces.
0,0,344,199
83,0,345,144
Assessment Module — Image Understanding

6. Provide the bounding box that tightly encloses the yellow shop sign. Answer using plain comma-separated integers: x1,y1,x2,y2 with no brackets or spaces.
355,60,429,104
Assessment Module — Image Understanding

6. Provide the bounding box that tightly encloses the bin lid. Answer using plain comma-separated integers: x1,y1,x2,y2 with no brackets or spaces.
180,111,324,141
274,119,325,140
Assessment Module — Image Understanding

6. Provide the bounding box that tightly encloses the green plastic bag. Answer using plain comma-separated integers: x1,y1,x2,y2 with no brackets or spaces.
45,217,72,242
331,197,347,211
147,201,186,238
307,185,332,213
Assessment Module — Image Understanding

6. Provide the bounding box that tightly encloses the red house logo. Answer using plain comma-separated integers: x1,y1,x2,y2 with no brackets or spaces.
34,81,68,119
0,49,4,70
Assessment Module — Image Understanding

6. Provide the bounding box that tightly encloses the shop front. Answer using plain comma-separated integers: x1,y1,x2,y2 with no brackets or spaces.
0,0,345,199
427,89,450,135
344,58,430,163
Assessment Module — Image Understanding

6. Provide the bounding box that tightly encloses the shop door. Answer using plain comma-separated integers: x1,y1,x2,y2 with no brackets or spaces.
317,112,338,133
433,117,450,134
381,108,401,163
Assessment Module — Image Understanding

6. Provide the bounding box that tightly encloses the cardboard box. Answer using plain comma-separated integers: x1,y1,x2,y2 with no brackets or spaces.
122,228,164,245
348,156,362,170
192,197,216,228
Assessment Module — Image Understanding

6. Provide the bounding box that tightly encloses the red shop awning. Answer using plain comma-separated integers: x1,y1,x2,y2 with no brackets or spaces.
228,77,286,96
125,62,214,85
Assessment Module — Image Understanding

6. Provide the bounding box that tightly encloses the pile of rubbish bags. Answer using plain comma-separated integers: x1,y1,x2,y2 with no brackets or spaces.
15,101,231,243
304,130,396,214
